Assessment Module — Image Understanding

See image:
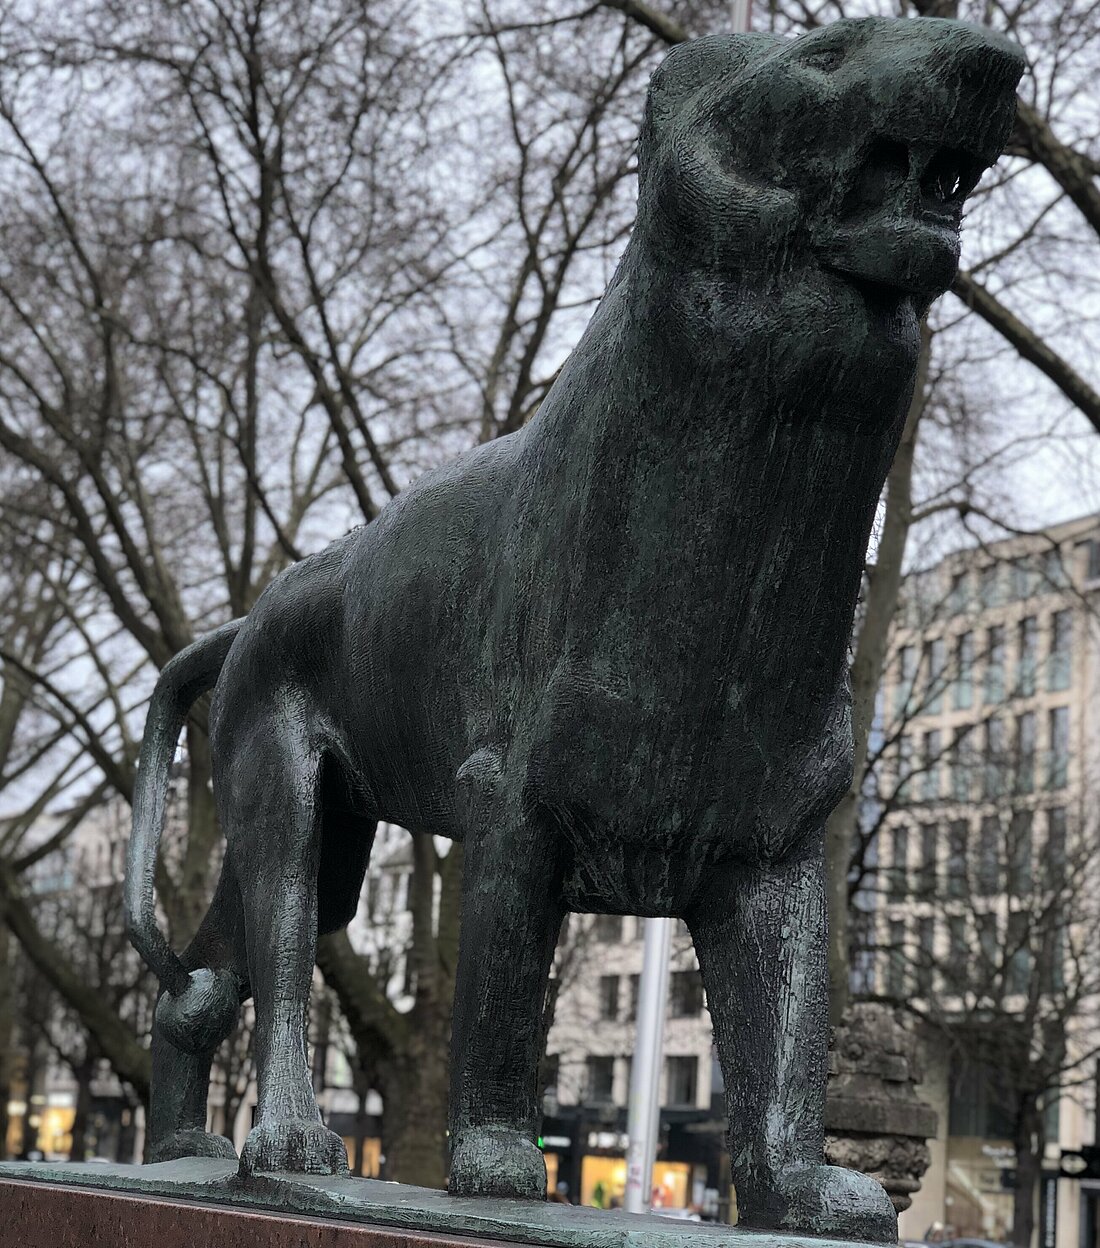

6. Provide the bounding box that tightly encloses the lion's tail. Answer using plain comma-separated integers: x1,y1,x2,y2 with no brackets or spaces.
125,618,244,995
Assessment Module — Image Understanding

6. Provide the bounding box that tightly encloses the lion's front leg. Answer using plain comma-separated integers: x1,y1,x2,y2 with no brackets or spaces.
688,841,897,1243
447,790,565,1199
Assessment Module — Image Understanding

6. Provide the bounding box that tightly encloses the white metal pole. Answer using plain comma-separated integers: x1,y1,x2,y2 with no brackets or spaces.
729,0,752,32
624,916,672,1215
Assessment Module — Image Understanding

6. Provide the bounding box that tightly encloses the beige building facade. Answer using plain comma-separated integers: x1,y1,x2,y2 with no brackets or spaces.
872,513,1100,1248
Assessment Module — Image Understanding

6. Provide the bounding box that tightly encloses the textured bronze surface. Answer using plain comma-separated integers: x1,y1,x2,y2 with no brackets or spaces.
0,1178,513,1248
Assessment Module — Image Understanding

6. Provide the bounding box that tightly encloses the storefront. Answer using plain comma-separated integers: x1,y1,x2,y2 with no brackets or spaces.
539,1108,725,1216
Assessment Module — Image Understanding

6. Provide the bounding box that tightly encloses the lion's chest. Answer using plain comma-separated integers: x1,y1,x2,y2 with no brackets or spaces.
518,645,852,910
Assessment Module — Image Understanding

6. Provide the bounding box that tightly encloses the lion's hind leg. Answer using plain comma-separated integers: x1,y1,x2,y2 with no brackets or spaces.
227,708,348,1177
148,860,247,1163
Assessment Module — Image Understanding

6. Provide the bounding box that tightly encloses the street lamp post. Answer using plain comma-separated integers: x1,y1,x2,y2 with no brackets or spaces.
624,916,672,1214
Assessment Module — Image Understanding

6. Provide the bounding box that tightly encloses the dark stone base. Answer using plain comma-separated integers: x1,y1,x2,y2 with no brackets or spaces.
0,1160,898,1248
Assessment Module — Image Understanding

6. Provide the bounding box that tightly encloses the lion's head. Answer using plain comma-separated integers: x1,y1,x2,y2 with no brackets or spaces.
638,17,1024,311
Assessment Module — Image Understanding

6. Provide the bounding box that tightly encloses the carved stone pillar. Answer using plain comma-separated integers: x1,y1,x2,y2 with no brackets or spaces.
825,1003,938,1214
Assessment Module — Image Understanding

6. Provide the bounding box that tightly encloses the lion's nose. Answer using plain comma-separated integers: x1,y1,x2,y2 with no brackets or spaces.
952,25,1027,90
919,19,1026,91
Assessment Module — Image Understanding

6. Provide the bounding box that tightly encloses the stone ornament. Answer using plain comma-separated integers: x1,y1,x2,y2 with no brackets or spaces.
126,17,1022,1243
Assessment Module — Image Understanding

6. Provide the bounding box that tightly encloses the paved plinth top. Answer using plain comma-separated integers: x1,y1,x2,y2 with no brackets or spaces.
0,1160,895,1248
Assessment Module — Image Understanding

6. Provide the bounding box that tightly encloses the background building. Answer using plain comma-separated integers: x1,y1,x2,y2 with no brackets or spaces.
871,512,1100,1248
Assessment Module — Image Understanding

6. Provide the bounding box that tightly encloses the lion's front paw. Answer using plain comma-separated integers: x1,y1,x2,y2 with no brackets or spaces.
739,1163,897,1243
238,1117,348,1177
449,1126,546,1199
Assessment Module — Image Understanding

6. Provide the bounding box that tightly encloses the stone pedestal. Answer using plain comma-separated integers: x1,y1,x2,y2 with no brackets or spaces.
0,1159,898,1248
825,1003,938,1215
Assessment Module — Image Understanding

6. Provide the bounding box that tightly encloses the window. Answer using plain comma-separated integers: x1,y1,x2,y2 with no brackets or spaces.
950,728,971,802
668,970,703,1018
1006,912,1030,995
626,974,640,1022
1043,919,1066,993
666,1056,698,1107
977,913,999,989
947,916,968,991
954,633,974,710
947,820,968,899
949,1059,1016,1140
895,646,917,716
886,919,907,998
925,638,947,713
977,816,1001,896
979,563,1002,608
948,571,969,615
922,729,941,801
1048,610,1071,692
1042,547,1068,592
1015,711,1036,795
594,914,623,942
897,734,913,803
889,825,909,898
1048,706,1069,789
1008,811,1032,897
983,717,1005,797
916,917,935,996
585,1055,615,1103
849,909,876,996
984,626,1005,705
1087,538,1100,584
918,823,938,897
1016,616,1038,697
1046,808,1066,892
1011,556,1033,601
598,975,620,1021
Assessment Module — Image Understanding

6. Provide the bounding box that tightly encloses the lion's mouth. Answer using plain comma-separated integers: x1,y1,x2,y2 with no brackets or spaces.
841,138,985,224
819,137,986,299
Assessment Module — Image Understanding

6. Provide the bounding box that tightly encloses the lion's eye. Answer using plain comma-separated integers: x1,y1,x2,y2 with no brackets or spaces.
803,46,845,73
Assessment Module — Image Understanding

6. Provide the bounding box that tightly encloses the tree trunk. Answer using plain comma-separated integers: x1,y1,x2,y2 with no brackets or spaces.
0,871,151,1098
1012,1099,1043,1248
0,922,12,1158
376,1018,451,1189
826,325,932,1024
352,1079,371,1177
69,1058,93,1162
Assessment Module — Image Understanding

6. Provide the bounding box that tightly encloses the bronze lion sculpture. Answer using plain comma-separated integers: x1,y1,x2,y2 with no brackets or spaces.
127,16,1022,1240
